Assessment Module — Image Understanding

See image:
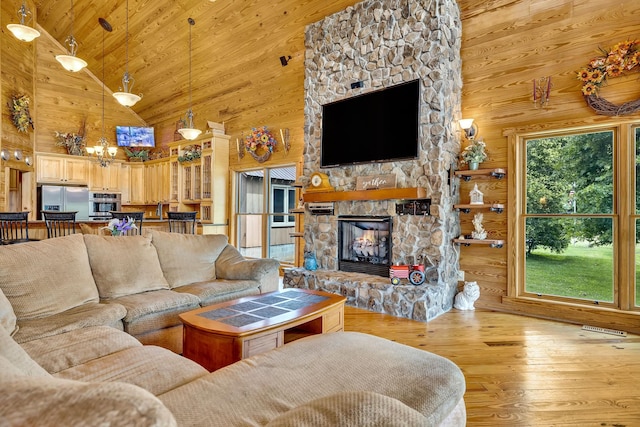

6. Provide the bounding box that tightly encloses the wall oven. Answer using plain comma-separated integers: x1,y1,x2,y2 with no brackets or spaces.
89,192,122,220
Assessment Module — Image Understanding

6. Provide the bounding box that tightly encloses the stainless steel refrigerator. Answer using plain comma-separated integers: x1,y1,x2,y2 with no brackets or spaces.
40,185,90,220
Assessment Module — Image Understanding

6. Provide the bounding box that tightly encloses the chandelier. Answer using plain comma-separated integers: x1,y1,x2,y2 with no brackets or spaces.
55,0,87,72
177,18,201,140
86,18,118,167
6,0,40,42
113,0,142,107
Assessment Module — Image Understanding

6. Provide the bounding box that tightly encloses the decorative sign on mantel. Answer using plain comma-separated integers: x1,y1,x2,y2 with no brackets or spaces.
356,174,397,191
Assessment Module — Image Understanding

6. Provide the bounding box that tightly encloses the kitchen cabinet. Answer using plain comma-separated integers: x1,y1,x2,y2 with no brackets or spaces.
144,159,169,204
36,154,88,185
121,163,146,205
89,161,121,191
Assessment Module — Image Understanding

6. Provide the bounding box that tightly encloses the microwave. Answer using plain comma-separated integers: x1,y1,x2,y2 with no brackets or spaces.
89,192,122,219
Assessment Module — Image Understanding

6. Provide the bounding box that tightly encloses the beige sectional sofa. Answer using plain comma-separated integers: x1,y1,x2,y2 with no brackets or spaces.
0,232,467,426
1,231,279,353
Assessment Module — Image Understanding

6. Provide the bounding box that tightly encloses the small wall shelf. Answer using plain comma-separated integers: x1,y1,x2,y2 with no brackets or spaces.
302,187,426,203
454,168,506,181
290,208,305,214
453,238,504,248
454,203,504,214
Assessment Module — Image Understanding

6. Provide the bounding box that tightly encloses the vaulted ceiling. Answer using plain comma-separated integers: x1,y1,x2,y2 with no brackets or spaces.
31,0,366,131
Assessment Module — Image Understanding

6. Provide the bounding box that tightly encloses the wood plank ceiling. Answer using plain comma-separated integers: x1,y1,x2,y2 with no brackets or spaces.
31,0,365,130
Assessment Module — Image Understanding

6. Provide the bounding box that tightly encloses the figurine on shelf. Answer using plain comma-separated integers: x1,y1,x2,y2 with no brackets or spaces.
471,213,487,240
469,183,484,205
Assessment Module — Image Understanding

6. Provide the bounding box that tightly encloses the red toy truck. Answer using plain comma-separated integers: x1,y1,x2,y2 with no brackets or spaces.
389,264,426,286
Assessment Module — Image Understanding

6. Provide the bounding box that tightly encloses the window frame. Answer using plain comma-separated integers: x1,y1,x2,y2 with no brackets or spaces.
508,122,638,313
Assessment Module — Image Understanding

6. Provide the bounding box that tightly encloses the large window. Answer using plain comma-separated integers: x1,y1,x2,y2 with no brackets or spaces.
523,130,615,304
236,166,297,264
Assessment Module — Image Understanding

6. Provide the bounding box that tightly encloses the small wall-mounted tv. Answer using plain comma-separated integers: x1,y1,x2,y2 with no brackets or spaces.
115,126,155,147
320,79,420,167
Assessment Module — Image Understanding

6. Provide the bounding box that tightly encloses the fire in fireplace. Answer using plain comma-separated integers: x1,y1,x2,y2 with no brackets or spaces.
338,216,392,277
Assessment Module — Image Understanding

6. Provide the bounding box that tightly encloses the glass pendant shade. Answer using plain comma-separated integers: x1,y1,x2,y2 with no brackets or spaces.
113,91,142,107
55,54,87,72
178,127,202,140
7,2,40,42
7,24,40,42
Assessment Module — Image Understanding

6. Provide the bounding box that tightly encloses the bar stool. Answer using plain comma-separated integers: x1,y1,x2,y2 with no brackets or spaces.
167,211,197,234
0,211,37,244
42,211,78,238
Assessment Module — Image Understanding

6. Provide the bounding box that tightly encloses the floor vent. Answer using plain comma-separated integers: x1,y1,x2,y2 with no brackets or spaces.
582,325,627,337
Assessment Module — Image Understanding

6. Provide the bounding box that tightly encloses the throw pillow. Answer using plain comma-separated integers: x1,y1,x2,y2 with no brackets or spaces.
0,234,99,320
83,235,170,299
148,230,228,288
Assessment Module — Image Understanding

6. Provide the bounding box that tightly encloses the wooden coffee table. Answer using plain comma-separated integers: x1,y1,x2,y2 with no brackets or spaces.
179,288,346,371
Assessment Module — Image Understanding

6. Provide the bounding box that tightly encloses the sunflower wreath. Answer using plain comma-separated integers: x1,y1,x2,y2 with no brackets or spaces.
244,126,277,163
577,39,640,116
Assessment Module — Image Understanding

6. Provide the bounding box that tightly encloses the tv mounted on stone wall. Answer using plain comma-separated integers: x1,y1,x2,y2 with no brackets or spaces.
320,79,420,167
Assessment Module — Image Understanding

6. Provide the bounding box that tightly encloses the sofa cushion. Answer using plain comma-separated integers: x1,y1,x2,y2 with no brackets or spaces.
55,345,207,396
21,326,142,374
172,279,262,306
159,332,466,426
265,391,428,427
0,377,177,427
148,230,228,288
0,288,17,336
0,325,49,379
0,234,99,320
105,289,200,336
13,302,127,344
84,235,170,299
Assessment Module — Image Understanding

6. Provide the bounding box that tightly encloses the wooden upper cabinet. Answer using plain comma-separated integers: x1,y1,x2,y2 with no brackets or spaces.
36,154,89,185
121,163,145,205
89,161,121,191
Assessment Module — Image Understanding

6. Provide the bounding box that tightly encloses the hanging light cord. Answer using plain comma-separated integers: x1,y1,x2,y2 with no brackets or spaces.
69,0,75,37
102,25,105,137
188,18,194,113
125,0,129,74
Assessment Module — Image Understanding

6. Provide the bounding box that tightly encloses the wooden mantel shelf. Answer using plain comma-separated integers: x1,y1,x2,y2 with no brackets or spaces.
302,187,426,203
453,238,504,248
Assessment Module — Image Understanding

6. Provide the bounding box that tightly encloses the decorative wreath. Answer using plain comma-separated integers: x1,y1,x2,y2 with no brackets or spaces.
244,126,277,163
9,95,34,133
578,40,640,116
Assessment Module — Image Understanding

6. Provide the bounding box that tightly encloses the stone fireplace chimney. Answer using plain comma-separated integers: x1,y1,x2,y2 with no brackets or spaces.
285,0,463,321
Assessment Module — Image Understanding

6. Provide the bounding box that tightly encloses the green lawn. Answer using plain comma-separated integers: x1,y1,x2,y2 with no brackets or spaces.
526,242,632,303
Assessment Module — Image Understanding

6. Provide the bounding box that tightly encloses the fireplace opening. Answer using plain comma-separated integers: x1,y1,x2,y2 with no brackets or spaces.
338,216,391,277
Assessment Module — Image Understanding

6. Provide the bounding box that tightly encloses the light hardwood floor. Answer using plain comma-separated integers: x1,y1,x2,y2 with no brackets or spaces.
343,306,640,426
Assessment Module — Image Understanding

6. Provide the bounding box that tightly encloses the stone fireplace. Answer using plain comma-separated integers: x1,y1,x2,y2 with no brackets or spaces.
283,0,462,321
338,216,392,277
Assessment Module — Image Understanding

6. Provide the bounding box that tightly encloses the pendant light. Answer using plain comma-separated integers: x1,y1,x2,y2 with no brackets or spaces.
113,0,142,107
55,0,88,72
86,18,118,167
6,0,40,42
177,18,201,141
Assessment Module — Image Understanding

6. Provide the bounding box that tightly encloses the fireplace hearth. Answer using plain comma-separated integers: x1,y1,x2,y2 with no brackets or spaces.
338,216,391,278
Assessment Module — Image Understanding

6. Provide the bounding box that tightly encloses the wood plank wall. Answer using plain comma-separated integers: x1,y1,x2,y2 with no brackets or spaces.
1,0,38,210
457,0,640,322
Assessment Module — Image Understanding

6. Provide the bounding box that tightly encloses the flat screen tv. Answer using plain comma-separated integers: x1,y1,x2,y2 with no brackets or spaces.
115,126,155,147
321,79,420,167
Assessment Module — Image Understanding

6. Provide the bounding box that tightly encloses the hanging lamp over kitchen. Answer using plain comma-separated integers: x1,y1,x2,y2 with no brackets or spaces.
177,18,201,141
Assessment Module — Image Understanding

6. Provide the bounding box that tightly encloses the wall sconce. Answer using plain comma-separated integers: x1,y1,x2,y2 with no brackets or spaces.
459,118,478,140
533,76,552,108
0,149,9,161
279,55,292,66
13,149,23,161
